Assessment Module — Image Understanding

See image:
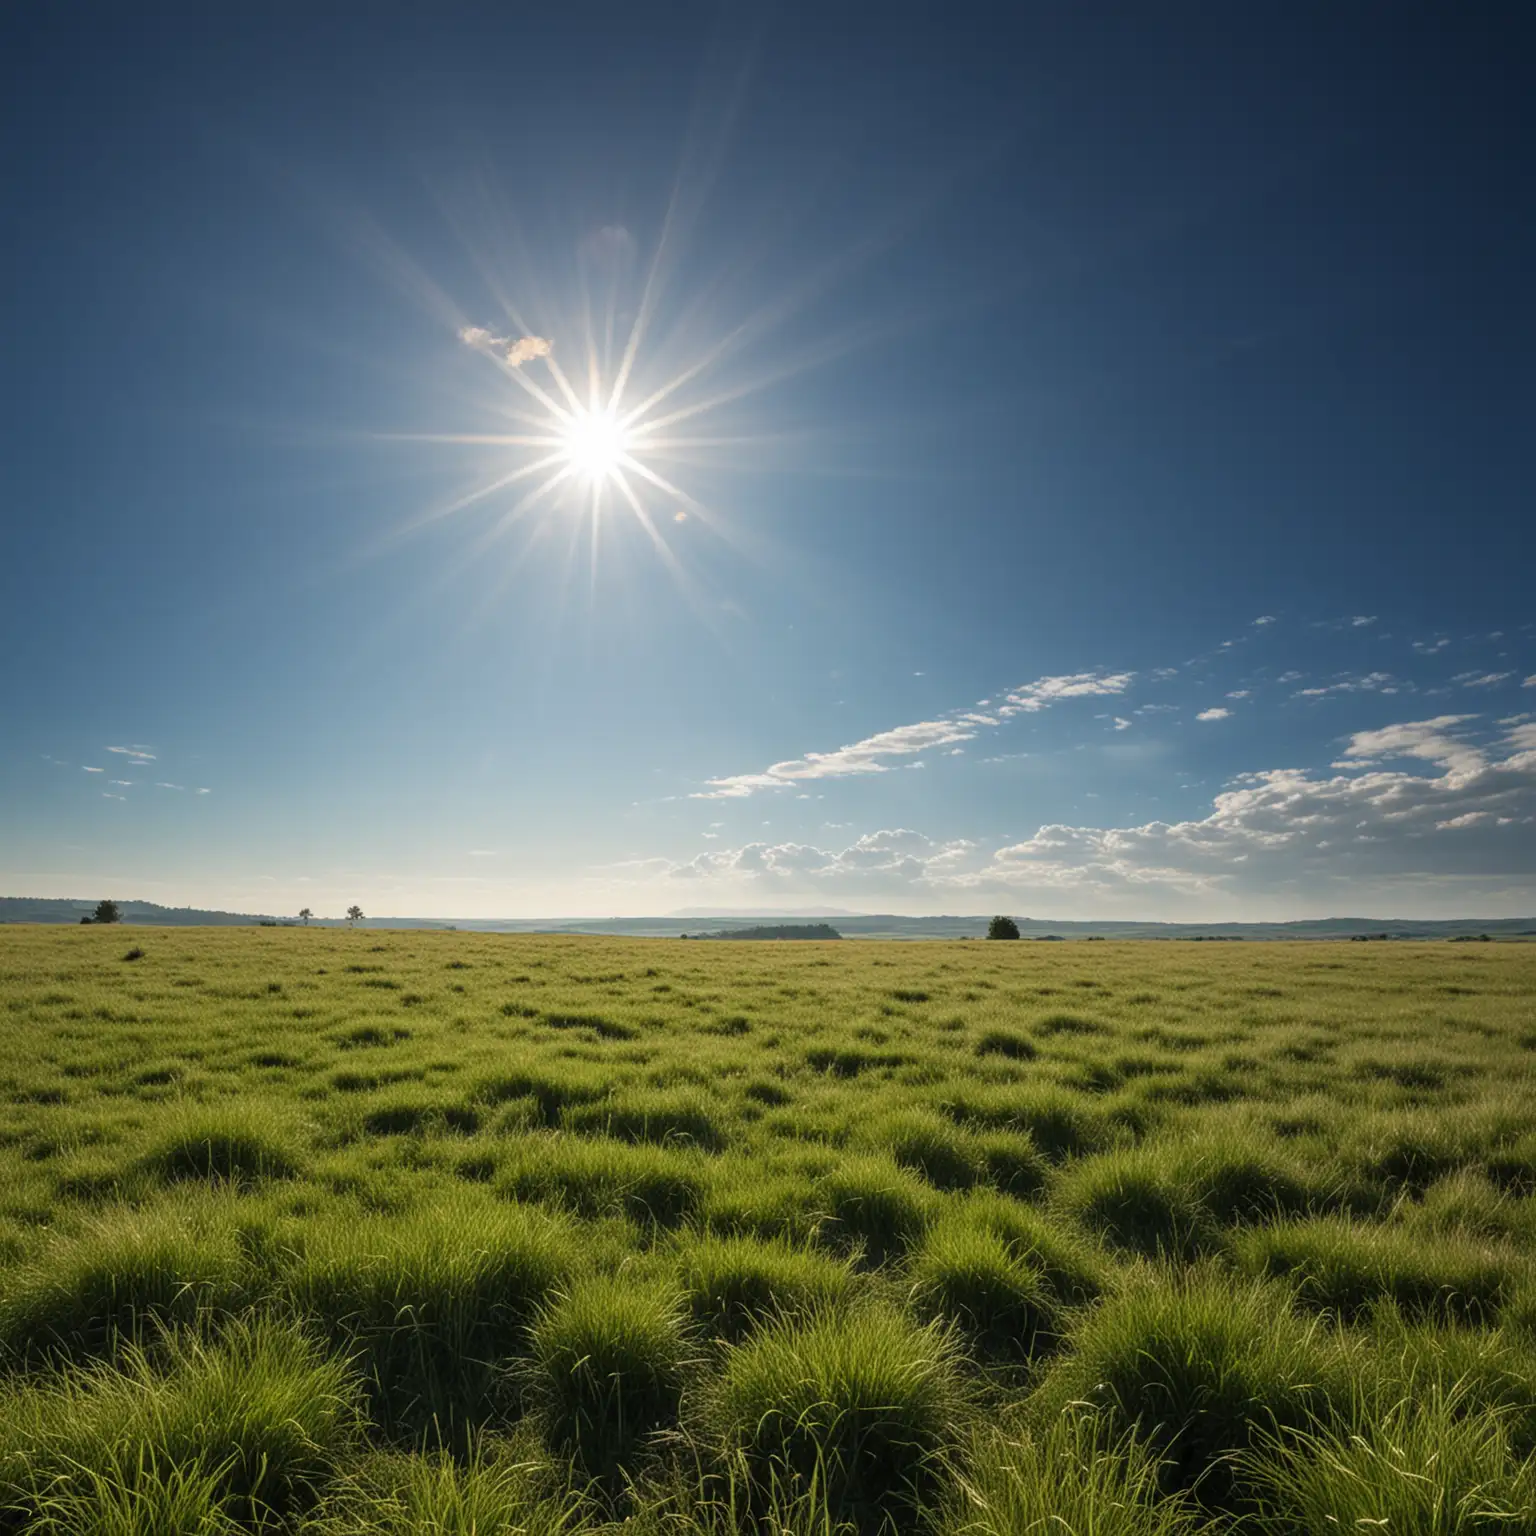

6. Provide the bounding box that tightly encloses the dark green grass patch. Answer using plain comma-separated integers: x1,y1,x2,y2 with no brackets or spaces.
138,1107,303,1189
907,1221,1059,1363
287,1195,574,1441
703,1305,967,1532
0,1198,250,1366
1232,1214,1524,1324
678,1233,857,1339
1036,1273,1351,1509
527,1275,690,1482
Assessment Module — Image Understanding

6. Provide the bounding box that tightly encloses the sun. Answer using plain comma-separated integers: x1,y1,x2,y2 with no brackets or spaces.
561,404,630,484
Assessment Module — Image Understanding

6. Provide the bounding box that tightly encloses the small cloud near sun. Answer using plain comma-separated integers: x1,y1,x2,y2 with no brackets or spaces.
458,326,552,368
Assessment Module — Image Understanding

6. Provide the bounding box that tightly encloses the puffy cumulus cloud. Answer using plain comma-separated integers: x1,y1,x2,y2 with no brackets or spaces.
459,325,553,367
666,828,978,888
695,671,1133,799
1196,707,1231,722
1525,676,1536,689
973,716,1536,902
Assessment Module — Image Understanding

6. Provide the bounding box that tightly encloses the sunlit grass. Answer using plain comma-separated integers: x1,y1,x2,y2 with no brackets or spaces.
0,926,1532,1530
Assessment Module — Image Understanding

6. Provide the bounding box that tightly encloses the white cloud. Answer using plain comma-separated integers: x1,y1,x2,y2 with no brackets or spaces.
106,745,155,760
997,672,1135,716
1196,708,1231,722
1226,690,1251,700
1335,715,1484,776
194,788,211,795
109,780,132,787
695,670,1133,798
1413,638,1450,655
1252,616,1276,626
1454,671,1513,689
459,326,553,367
1112,717,1131,731
1525,676,1536,689
155,782,184,791
82,766,103,773
1352,615,1377,627
1295,672,1400,698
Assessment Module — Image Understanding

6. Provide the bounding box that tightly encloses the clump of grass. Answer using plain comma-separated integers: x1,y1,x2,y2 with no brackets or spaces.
1232,1214,1520,1324
1177,1136,1314,1225
0,1315,359,1527
563,1088,726,1151
1053,1148,1214,1260
944,1410,1204,1536
908,1221,1058,1364
23,1450,242,1536
1035,1272,1349,1509
816,1157,933,1266
287,1194,574,1441
0,1198,249,1365
1240,1385,1536,1534
953,1192,1108,1305
973,1029,1036,1061
974,1130,1047,1199
497,1133,708,1226
138,1106,303,1188
946,1087,1117,1162
678,1234,856,1340
869,1111,985,1191
308,1444,580,1536
702,1304,967,1532
527,1275,690,1482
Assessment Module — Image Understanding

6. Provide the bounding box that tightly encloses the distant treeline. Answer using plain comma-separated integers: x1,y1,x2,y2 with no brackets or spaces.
689,923,843,941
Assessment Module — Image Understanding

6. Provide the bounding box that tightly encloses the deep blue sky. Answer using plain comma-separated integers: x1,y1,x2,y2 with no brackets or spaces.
3,4,1533,918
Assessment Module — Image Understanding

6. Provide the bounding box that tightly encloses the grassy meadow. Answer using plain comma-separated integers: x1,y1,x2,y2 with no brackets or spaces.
1,925,1534,1534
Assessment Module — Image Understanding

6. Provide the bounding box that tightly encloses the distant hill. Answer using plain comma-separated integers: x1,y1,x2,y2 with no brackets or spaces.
2,897,1533,940
691,923,842,940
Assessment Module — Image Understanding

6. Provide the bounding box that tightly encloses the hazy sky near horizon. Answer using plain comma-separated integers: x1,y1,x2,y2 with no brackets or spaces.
3,6,1534,920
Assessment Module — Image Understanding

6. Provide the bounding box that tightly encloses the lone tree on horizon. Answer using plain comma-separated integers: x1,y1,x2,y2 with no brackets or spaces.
987,915,1020,940
346,905,364,927
80,899,122,925
298,907,312,926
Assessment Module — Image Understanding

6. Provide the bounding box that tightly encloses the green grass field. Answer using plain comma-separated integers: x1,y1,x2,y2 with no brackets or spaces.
1,926,1534,1534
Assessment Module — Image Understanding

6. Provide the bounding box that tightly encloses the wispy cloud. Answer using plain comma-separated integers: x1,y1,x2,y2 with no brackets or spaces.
1252,615,1276,627
82,765,103,773
1454,671,1513,689
155,782,185,791
1196,707,1231,722
1295,671,1400,698
694,671,1134,798
1334,715,1484,776
106,745,156,761
1351,615,1377,627
459,326,553,367
1413,638,1450,655
1112,717,1131,731
1526,676,1536,689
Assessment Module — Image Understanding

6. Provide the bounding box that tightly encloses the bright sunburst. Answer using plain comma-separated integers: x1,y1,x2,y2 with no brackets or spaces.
561,402,630,484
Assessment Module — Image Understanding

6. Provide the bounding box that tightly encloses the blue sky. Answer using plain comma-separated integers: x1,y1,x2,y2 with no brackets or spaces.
3,5,1533,919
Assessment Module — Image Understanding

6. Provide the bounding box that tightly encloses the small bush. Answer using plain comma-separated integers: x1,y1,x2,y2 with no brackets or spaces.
704,1305,967,1531
527,1276,690,1481
679,1234,855,1339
